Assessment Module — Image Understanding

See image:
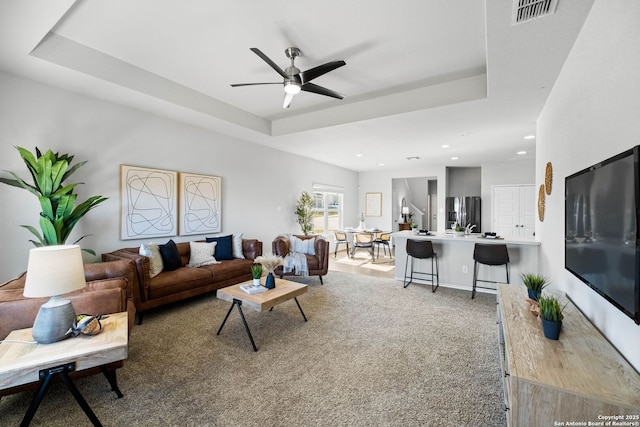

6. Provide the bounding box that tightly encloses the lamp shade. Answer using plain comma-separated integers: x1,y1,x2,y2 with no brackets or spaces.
24,245,86,298
402,207,410,214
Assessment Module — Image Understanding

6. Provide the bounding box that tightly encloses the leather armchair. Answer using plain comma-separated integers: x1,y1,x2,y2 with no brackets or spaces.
272,235,329,284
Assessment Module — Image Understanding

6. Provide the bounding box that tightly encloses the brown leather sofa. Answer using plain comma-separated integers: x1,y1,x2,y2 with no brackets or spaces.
102,239,263,324
0,259,136,396
272,235,329,284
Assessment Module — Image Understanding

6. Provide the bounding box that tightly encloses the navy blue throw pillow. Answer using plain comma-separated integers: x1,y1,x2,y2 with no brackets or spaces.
159,239,182,271
206,235,233,260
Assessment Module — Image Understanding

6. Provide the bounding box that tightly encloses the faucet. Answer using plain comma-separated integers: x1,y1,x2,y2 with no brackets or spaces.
465,224,476,234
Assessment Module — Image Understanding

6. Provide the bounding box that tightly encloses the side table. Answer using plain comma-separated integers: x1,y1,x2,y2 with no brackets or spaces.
0,311,128,427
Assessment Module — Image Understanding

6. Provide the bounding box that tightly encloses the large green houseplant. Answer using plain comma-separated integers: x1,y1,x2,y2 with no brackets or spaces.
0,146,107,254
295,191,315,235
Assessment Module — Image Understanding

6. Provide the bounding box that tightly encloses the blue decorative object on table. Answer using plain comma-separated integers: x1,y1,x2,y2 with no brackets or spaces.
265,272,276,289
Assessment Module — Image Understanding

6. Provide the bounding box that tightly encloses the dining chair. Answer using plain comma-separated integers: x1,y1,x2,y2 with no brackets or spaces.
373,232,392,259
334,231,350,258
352,232,375,261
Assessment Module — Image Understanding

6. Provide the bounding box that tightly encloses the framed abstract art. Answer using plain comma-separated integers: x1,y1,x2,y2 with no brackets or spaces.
120,165,178,240
179,172,222,235
365,192,382,217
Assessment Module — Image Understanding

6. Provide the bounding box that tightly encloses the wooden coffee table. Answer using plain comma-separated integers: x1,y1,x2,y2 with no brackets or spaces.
216,278,308,351
0,311,128,426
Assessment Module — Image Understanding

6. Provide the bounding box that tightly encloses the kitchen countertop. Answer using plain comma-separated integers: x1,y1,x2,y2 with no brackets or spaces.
392,230,540,246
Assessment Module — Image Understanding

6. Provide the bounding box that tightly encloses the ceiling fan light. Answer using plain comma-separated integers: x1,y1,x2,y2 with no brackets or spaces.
284,81,301,94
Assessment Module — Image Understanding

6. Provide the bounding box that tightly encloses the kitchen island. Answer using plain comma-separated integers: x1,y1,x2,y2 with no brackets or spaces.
393,231,540,294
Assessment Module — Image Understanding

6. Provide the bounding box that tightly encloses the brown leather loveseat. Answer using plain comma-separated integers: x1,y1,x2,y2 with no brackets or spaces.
272,234,329,284
0,259,136,340
102,238,263,324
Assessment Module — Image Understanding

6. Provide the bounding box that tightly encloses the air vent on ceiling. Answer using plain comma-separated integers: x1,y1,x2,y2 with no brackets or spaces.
512,0,558,25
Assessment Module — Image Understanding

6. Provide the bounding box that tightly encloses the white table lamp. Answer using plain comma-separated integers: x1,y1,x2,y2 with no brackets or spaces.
24,245,87,343
402,206,410,222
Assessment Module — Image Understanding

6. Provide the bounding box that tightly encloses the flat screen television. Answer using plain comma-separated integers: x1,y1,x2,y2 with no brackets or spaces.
565,145,640,325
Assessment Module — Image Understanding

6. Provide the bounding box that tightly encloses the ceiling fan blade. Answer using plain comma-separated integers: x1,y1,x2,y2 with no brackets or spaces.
300,60,346,83
283,92,295,109
250,48,288,79
230,82,282,87
301,82,344,99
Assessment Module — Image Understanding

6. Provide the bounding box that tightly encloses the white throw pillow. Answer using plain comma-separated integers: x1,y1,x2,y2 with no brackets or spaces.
290,235,315,255
232,233,244,259
139,243,164,278
187,241,219,267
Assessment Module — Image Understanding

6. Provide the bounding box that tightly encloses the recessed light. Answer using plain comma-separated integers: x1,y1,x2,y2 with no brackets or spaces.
517,151,527,155
378,163,385,166
441,144,450,148
524,135,536,140
451,157,458,160
355,153,363,157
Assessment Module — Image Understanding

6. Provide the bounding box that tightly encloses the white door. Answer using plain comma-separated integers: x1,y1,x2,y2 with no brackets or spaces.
492,185,535,237
519,185,536,237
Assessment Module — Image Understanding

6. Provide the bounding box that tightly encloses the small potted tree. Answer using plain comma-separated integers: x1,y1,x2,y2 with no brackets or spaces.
295,191,314,235
537,294,565,340
521,273,548,301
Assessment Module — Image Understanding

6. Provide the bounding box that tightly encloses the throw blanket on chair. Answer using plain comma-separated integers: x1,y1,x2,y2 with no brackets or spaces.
283,252,309,276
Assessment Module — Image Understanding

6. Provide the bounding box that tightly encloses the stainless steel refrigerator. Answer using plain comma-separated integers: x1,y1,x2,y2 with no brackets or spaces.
446,196,481,231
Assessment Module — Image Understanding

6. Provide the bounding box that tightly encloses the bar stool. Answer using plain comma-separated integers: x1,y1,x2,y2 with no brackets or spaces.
403,239,439,292
334,232,350,258
472,243,510,299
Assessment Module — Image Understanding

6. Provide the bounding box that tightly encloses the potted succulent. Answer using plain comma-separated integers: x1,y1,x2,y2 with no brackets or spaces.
250,264,263,286
537,294,565,340
521,273,548,301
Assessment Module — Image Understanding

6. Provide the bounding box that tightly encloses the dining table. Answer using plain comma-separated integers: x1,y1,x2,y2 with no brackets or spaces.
342,228,390,261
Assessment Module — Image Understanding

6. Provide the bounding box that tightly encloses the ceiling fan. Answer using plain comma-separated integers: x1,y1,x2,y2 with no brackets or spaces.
231,47,346,109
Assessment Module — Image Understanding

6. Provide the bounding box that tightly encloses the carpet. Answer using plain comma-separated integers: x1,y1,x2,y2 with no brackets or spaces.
0,271,506,427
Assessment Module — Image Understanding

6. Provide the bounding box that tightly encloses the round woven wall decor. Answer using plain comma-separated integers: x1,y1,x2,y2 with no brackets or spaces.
545,162,553,195
538,184,545,222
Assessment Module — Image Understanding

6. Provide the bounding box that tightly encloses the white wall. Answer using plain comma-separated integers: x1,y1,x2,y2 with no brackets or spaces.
359,166,447,233
537,0,640,371
0,71,358,281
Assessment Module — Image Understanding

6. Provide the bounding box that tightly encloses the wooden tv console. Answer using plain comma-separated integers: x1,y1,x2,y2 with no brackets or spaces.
496,284,640,426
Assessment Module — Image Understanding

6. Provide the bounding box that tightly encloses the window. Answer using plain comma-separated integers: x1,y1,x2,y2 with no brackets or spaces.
312,184,344,234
